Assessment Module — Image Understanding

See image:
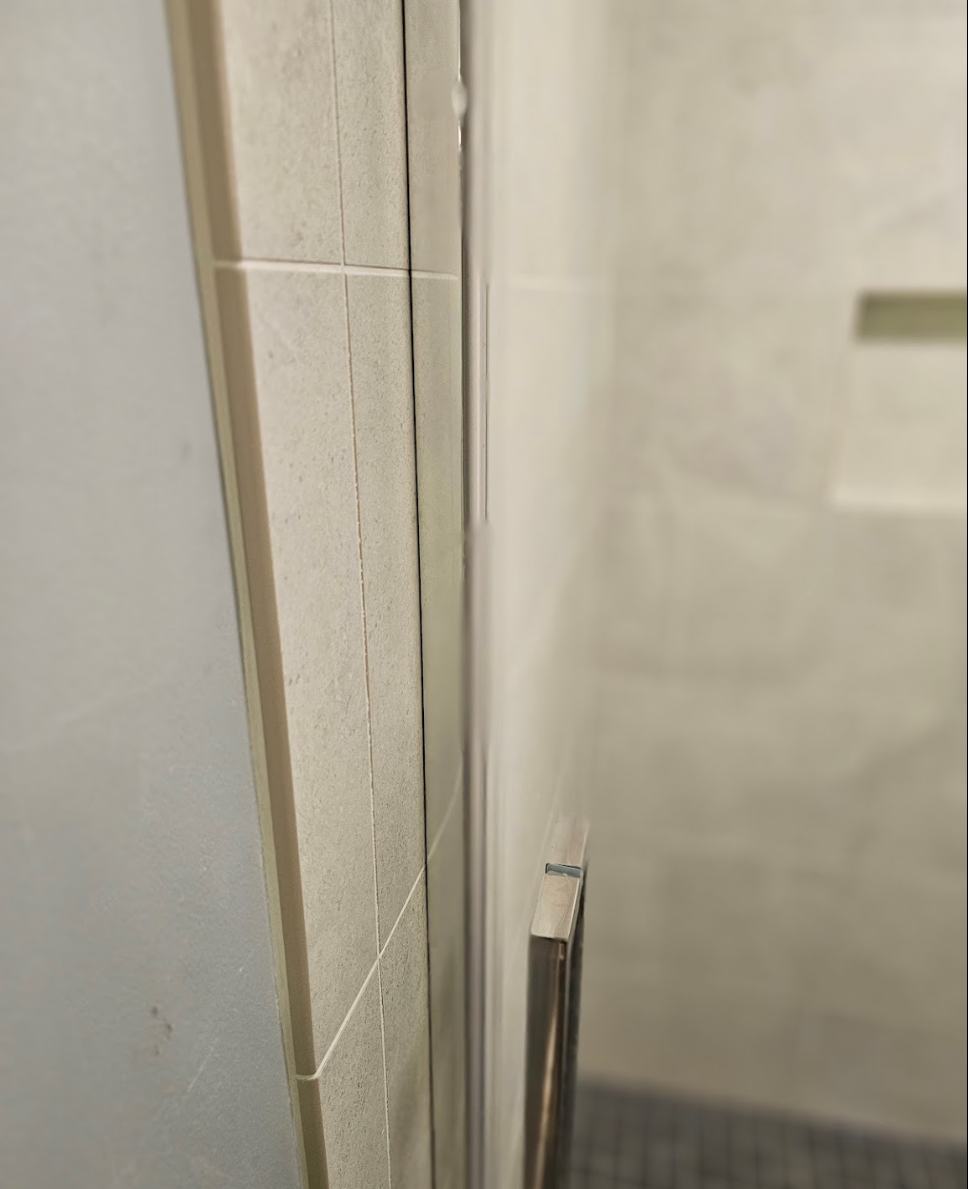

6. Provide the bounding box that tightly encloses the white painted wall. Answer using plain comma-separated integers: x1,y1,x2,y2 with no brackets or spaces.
0,3,302,1185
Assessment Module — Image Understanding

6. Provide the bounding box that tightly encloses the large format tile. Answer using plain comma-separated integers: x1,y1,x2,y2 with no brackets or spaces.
380,876,433,1189
590,667,945,868
347,274,425,946
594,0,968,1146
241,268,377,1058
579,957,797,1110
791,1012,967,1140
618,6,845,295
585,848,834,1000
332,0,409,268
496,595,580,949
835,342,967,514
808,864,966,1034
619,7,966,296
601,500,963,701
612,292,852,501
317,973,391,1189
661,493,827,680
217,0,342,263
818,12,967,294
811,511,964,703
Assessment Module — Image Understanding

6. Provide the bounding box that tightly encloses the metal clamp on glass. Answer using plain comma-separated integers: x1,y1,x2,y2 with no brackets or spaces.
525,817,590,1189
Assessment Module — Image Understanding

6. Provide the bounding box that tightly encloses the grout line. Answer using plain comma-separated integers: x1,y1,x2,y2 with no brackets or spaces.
325,0,383,979
330,0,390,1103
340,273,382,954
293,865,425,1089
398,4,444,1182
427,772,463,864
504,531,589,692
296,958,380,1082
213,259,459,282
327,8,391,1182
213,258,413,279
346,284,395,1181
372,868,428,1175
379,864,427,961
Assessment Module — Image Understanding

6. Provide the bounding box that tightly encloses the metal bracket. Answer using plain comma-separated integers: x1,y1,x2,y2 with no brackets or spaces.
525,817,590,1189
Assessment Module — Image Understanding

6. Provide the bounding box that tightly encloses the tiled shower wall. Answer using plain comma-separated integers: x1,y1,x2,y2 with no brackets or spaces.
583,0,966,1140
171,1,457,1186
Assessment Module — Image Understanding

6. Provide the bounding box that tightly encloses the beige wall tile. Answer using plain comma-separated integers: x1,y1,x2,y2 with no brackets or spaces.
813,512,964,704
855,710,967,879
808,864,966,1035
618,6,845,296
585,848,835,1001
592,669,910,867
403,0,461,274
835,343,967,514
597,495,671,673
318,973,391,1189
218,0,342,263
579,958,797,1110
243,268,377,1059
613,292,852,501
791,1012,967,1140
620,8,966,296
589,0,967,1141
823,14,967,294
859,187,967,294
662,494,826,679
347,274,425,946
332,0,409,268
380,877,433,1189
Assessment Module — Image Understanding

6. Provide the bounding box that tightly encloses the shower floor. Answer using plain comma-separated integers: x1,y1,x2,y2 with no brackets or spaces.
570,1083,966,1189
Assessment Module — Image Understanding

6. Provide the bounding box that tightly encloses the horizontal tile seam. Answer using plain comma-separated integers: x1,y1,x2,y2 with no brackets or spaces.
213,258,457,282
427,773,463,864
296,862,427,1083
296,958,380,1083
379,863,427,960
